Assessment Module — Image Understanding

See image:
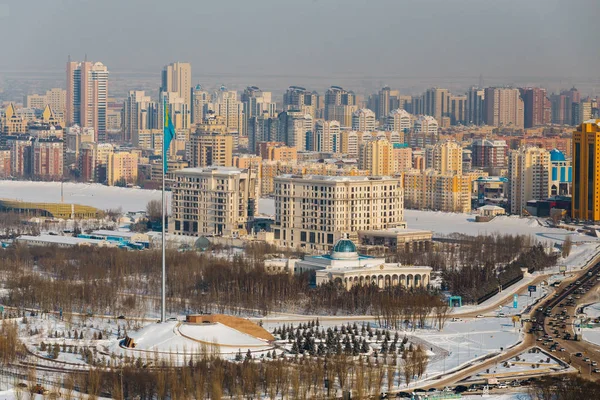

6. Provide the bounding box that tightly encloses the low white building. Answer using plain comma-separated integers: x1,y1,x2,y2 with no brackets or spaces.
295,235,431,289
16,235,117,248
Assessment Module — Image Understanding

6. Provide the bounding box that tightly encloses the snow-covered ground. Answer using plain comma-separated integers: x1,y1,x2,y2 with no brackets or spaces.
0,180,165,213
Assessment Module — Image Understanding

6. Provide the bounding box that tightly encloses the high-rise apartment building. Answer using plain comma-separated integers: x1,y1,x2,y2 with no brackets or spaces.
171,167,258,236
387,108,412,132
422,88,450,125
312,120,341,153
241,86,276,119
392,144,412,173
66,61,109,141
1,103,27,134
190,114,233,167
273,175,404,250
160,62,192,111
191,84,210,125
247,115,278,153
466,87,485,126
258,142,297,162
107,151,138,186
359,138,393,176
471,139,508,169
31,137,63,179
449,95,467,125
375,86,400,120
408,115,439,147
123,91,157,144
283,86,319,118
215,89,244,135
508,146,551,215
324,86,357,126
424,141,463,175
0,148,10,177
572,119,600,221
520,87,551,128
484,87,524,128
6,135,33,177
403,170,471,213
277,110,313,151
351,108,376,132
26,88,67,117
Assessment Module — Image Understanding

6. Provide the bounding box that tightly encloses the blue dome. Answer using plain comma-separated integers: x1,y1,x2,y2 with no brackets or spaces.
550,149,566,162
332,239,357,254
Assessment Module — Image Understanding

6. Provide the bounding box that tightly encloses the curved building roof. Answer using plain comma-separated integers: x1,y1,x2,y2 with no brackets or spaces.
550,149,566,162
332,238,357,254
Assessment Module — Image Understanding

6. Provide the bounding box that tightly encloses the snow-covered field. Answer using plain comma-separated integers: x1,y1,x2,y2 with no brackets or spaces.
0,180,165,213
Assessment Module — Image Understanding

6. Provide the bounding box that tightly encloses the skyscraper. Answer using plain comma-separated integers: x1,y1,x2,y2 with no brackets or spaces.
190,114,233,167
277,110,313,151
484,87,524,128
466,87,485,126
122,90,157,144
422,88,450,125
160,62,192,111
387,109,412,132
424,141,463,175
572,119,600,221
283,86,319,118
520,87,551,128
324,86,357,126
66,60,109,141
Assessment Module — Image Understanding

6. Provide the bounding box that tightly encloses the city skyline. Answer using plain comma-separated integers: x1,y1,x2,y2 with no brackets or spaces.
1,0,599,96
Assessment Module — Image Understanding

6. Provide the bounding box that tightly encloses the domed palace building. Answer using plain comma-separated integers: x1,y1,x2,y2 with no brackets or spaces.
295,234,431,290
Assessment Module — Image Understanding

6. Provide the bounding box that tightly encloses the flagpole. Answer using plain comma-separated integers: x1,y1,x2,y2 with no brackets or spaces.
161,95,166,323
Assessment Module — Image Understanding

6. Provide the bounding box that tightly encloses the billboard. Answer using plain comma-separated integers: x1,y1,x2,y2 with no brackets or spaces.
528,285,537,293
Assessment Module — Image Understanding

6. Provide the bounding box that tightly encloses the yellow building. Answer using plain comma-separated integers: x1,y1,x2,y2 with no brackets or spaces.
403,169,471,213
425,140,463,175
2,103,27,134
392,144,412,173
258,142,297,161
107,152,138,186
572,119,600,221
359,138,393,176
508,146,550,215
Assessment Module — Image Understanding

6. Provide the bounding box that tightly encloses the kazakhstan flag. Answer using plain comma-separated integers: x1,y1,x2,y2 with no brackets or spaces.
163,99,176,173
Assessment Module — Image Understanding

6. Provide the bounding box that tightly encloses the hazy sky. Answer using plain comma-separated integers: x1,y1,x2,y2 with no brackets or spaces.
2,0,599,81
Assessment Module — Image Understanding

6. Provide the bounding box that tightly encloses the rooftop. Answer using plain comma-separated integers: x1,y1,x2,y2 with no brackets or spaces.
17,234,107,246
176,167,247,176
276,174,397,182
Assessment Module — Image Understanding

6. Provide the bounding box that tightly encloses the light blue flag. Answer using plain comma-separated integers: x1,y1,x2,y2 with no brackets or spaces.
163,98,176,173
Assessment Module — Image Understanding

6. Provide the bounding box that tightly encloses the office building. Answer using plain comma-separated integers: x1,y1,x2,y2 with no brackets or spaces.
273,174,405,250
508,146,551,215
450,95,467,125
160,62,192,111
484,87,524,128
351,108,376,132
66,60,109,141
572,119,600,221
549,149,571,196
403,170,471,213
171,167,258,236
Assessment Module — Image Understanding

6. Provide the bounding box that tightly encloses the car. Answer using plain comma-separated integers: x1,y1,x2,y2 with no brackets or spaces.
594,369,600,373
560,347,566,352
575,352,583,357
396,392,411,398
442,387,453,392
476,314,485,318
583,357,590,362
427,388,438,392
592,361,598,366
497,383,508,389
454,385,468,393
117,315,126,319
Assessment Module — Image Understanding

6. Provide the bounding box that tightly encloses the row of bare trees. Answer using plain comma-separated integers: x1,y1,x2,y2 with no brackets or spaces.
0,245,449,324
